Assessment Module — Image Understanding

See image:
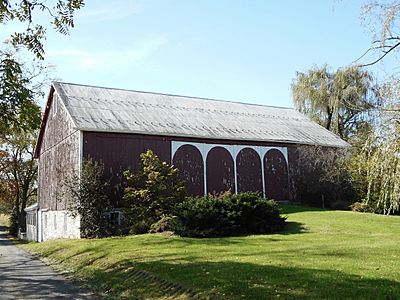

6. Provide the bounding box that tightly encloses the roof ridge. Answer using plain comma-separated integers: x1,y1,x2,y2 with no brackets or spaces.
53,81,294,110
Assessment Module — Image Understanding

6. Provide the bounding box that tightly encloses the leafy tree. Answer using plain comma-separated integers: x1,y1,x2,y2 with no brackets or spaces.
67,159,112,238
339,1,400,214
0,1,82,234
350,126,400,215
291,64,376,140
0,49,54,235
0,51,45,131
1,0,85,60
0,178,15,214
123,150,186,234
0,0,84,130
348,84,400,214
0,124,40,236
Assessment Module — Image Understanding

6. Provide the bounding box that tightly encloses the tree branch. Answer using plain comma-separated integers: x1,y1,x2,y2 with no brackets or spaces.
358,40,400,67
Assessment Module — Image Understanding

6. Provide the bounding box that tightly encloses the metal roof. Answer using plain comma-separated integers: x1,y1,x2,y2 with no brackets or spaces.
52,81,349,148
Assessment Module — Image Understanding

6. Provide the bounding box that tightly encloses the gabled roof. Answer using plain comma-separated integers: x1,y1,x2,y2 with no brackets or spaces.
34,81,349,157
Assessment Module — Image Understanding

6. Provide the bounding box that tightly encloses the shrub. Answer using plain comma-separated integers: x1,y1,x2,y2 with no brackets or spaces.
67,159,112,238
173,192,286,237
149,215,178,233
123,150,186,234
350,201,372,213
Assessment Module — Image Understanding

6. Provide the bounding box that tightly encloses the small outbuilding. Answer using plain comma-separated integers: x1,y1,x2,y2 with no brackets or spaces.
30,82,349,241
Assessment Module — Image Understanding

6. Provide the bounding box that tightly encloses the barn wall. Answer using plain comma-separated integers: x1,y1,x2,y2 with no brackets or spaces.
286,144,350,206
41,210,80,241
26,224,37,242
83,132,171,173
82,131,300,201
287,146,300,201
38,91,80,211
83,132,171,206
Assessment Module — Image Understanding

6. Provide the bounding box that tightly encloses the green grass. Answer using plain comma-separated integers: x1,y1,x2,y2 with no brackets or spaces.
21,206,400,299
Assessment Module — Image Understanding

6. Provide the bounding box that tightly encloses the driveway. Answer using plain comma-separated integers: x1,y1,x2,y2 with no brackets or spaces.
0,226,95,299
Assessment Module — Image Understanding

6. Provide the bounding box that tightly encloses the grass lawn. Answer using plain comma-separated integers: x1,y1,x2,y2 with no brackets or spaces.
21,206,400,299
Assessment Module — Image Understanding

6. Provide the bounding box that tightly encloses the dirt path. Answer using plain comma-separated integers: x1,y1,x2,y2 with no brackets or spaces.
0,226,95,300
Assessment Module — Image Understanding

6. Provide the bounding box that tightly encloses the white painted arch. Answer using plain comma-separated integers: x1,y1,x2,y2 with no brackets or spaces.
171,141,288,197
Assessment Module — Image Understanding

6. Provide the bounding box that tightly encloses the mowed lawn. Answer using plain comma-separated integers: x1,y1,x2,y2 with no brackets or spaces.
21,206,400,299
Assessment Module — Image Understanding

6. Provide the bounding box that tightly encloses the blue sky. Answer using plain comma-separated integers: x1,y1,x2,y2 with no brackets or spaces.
7,0,381,108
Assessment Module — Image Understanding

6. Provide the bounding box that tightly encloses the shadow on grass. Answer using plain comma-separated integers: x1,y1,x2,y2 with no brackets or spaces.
280,204,326,215
278,221,308,234
75,259,400,300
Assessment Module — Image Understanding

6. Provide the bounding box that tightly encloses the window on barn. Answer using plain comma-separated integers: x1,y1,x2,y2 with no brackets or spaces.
105,210,121,225
27,213,37,226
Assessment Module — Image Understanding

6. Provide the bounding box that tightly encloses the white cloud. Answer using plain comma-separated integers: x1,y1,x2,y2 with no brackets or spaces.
47,37,168,71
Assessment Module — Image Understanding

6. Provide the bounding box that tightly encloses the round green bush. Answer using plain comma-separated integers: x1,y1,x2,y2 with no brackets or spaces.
173,192,286,237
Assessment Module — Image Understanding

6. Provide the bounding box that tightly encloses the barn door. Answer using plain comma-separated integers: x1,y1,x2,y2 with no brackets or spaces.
172,144,204,197
206,147,235,195
264,149,289,200
236,148,262,194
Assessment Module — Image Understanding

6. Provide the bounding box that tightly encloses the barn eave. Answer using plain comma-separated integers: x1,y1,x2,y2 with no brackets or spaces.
76,127,350,148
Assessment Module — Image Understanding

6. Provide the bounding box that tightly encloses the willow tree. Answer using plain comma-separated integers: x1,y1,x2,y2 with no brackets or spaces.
351,79,400,215
291,65,376,140
351,125,400,215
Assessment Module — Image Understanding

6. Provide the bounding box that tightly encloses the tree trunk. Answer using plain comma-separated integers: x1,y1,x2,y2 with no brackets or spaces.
326,108,333,131
9,194,20,236
18,182,29,232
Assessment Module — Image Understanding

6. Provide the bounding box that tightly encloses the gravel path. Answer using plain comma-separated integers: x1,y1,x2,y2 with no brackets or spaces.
0,226,95,300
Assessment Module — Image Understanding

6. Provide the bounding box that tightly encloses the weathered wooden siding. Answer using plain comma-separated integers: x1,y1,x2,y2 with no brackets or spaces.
38,91,80,210
287,146,299,201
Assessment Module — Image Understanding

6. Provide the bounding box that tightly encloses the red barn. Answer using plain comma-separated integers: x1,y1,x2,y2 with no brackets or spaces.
30,82,348,241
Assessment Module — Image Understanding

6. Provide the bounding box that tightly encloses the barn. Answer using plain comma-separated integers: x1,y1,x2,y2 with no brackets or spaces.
30,81,349,241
